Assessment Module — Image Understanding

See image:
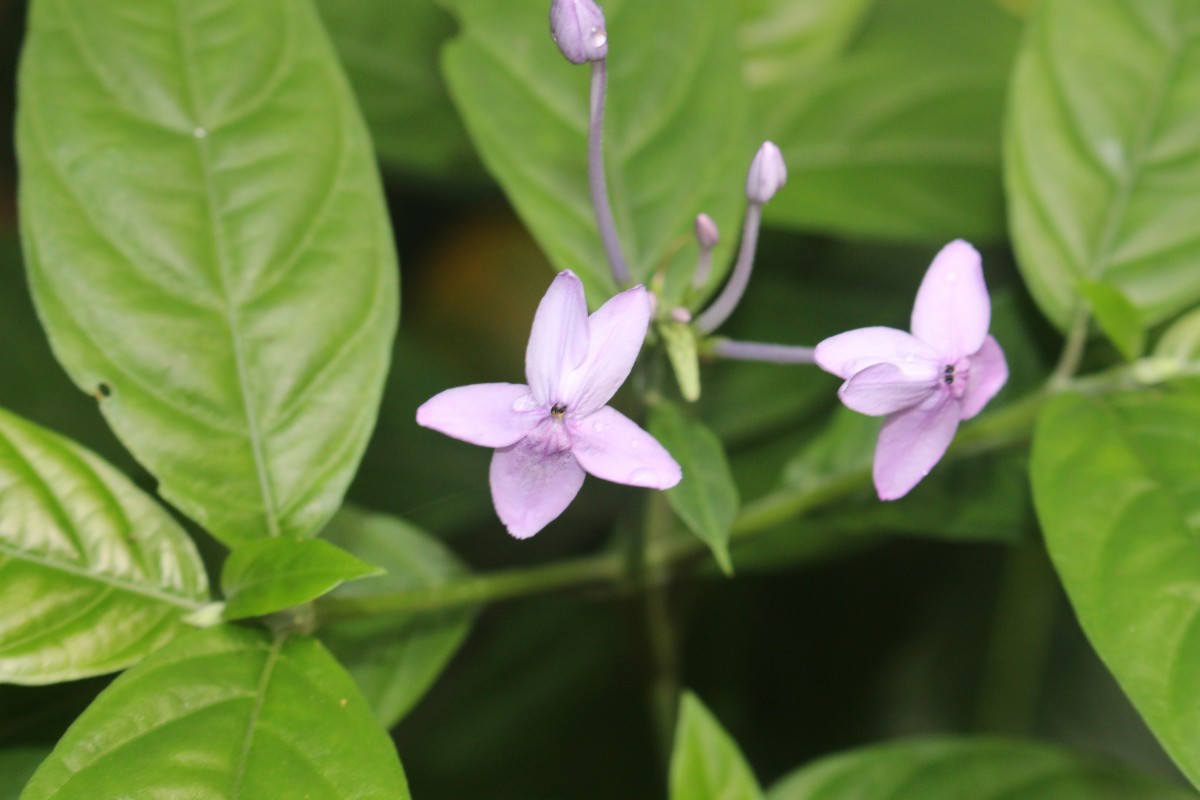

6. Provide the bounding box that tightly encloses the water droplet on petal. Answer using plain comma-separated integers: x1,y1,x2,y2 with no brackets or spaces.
587,27,607,50
511,394,541,413
628,468,656,485
946,271,957,282
592,419,607,433
629,439,640,449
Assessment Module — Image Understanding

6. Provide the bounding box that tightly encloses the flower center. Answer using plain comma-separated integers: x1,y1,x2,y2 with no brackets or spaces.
551,403,567,419
942,358,971,399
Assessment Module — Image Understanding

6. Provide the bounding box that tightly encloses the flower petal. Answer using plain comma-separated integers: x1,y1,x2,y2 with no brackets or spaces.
814,327,940,381
526,271,590,405
911,240,990,360
570,406,681,488
959,335,1008,420
416,383,542,447
560,285,651,415
489,439,586,539
873,392,960,501
839,363,937,416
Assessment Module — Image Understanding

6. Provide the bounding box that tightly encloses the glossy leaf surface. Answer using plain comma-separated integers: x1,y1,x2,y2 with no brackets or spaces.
1006,0,1200,330
17,0,398,547
768,738,1195,799
221,538,383,621
20,625,410,799
1032,389,1200,787
670,692,762,800
748,0,1019,242
320,507,475,728
0,408,208,684
441,0,752,303
649,403,739,574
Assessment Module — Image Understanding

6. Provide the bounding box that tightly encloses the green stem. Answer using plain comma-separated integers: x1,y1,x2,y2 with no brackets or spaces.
639,491,683,770
316,552,623,623
1050,306,1090,389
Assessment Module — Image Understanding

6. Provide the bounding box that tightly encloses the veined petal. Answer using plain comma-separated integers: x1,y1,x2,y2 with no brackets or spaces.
561,285,652,415
911,240,990,360
873,392,960,501
526,271,590,405
570,406,681,489
839,363,937,416
814,327,939,381
959,335,1008,420
416,383,542,447
489,439,586,538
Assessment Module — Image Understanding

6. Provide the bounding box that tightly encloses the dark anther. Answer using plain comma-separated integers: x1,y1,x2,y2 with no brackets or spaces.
96,382,113,399
551,403,567,418
943,365,955,385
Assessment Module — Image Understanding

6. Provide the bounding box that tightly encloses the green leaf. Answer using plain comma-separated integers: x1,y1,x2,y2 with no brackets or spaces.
1006,0,1200,330
316,0,477,177
319,507,475,728
649,403,740,575
1032,389,1200,788
20,625,411,799
1081,281,1145,361
1155,306,1200,363
660,322,701,402
0,407,208,685
17,0,398,547
0,749,47,800
767,737,1196,799
440,0,752,303
670,691,762,800
748,0,1020,242
221,538,383,621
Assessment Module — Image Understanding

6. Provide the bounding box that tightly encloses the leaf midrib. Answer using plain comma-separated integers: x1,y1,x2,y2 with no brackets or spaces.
173,0,282,539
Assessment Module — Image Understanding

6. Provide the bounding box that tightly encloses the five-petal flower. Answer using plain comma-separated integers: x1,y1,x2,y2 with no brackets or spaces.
814,240,1009,500
417,271,682,538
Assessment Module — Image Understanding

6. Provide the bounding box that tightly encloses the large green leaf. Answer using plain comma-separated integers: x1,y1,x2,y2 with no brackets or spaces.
319,507,475,728
748,0,1019,242
649,403,739,575
17,0,398,547
669,691,762,800
221,538,383,621
1006,0,1200,330
20,625,411,799
1032,389,1200,787
440,0,752,303
316,0,477,177
767,738,1195,799
0,407,208,684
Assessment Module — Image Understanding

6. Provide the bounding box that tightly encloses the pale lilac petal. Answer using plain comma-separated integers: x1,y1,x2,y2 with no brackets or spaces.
839,363,937,416
569,406,681,488
911,240,990,360
526,271,590,405
873,392,960,501
416,383,542,447
560,285,651,415
959,335,1008,420
814,327,940,381
489,439,586,538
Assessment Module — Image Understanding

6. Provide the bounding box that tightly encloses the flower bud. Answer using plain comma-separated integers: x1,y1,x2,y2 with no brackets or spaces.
745,141,787,204
549,0,608,64
694,213,719,249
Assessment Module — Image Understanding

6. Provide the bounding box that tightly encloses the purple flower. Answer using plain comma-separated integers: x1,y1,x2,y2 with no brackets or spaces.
814,240,1009,500
417,271,682,538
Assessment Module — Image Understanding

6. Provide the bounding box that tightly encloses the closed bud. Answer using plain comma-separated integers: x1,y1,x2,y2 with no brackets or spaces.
550,0,608,64
694,213,719,249
745,141,787,204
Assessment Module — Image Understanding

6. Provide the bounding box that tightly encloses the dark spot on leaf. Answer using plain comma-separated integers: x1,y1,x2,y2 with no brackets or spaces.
96,382,112,399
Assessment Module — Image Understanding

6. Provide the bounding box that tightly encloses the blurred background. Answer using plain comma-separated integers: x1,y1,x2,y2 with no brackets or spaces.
0,0,1184,797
